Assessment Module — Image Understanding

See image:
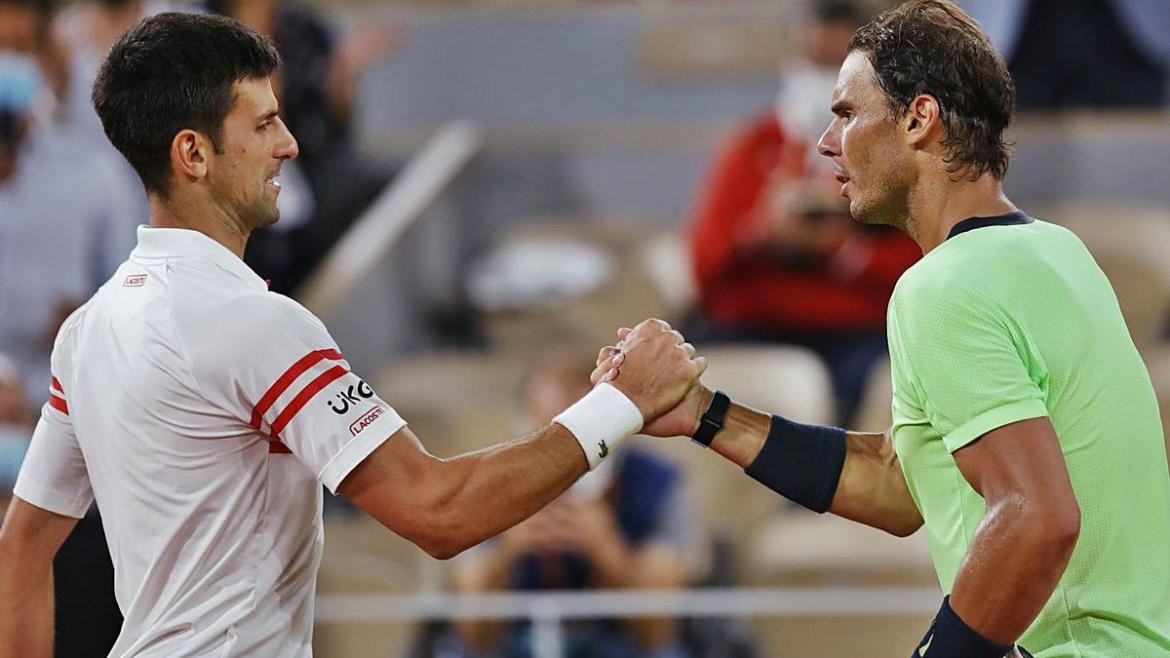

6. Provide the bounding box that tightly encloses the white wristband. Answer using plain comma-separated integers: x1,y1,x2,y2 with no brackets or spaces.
553,383,644,470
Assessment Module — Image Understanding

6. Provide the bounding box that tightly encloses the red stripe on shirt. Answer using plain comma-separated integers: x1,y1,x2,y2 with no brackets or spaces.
51,376,64,394
269,365,348,435
48,394,69,415
250,349,344,429
269,440,292,454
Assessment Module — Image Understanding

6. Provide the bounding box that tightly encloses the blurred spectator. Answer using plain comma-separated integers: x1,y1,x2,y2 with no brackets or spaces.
960,0,1169,109
0,0,142,405
437,354,700,658
53,0,142,142
206,0,399,292
686,0,919,424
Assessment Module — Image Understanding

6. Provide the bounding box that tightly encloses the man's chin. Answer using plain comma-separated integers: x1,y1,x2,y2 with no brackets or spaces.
848,199,876,224
247,203,281,230
849,201,890,228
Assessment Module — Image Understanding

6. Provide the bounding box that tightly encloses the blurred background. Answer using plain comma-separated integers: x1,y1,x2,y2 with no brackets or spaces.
1,0,1168,655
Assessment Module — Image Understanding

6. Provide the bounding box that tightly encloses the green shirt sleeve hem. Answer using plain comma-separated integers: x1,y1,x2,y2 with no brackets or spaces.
942,398,1050,453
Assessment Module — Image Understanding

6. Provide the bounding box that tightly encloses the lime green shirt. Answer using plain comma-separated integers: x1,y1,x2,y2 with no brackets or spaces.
888,214,1170,657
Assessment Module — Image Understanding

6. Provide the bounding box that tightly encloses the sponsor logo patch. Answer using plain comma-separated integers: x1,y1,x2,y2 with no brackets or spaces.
123,274,147,287
349,405,386,436
327,379,375,415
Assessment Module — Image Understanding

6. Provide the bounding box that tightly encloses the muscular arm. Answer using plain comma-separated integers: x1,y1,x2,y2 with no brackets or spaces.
590,343,924,538
704,400,923,536
0,498,80,658
341,318,704,560
948,416,1080,644
338,423,587,560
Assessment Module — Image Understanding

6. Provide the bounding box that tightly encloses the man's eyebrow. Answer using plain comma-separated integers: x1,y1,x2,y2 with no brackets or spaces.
257,109,279,122
830,100,851,115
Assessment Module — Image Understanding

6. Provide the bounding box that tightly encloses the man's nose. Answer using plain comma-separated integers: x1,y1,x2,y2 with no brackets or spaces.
275,119,299,160
817,123,839,159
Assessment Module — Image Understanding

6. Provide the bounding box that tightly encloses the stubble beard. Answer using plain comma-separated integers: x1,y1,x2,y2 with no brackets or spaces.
851,172,913,236
240,188,281,231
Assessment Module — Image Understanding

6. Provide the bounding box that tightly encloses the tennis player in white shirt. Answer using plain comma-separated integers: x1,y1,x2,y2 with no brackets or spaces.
0,13,707,657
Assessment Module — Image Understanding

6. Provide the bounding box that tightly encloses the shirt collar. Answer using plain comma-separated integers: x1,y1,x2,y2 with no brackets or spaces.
946,211,1033,241
132,225,267,292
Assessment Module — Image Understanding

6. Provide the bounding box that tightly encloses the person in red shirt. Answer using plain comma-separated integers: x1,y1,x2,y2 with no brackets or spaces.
686,0,920,423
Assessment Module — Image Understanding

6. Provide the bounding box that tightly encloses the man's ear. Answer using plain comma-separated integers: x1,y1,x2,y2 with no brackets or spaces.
903,94,941,149
170,129,211,183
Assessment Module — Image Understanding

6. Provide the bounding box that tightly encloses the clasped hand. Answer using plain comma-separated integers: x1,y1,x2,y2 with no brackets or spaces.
591,319,713,439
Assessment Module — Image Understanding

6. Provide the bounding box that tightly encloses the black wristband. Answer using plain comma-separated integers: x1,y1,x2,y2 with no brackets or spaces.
743,415,846,513
691,390,730,447
912,596,1014,658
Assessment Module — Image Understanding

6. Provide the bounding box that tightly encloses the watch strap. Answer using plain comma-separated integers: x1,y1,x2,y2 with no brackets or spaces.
691,390,730,447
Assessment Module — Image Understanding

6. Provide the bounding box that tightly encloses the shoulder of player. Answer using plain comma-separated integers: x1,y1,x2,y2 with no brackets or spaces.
164,257,309,322
49,299,96,358
891,219,1058,298
890,248,992,318
174,288,329,361
201,289,320,333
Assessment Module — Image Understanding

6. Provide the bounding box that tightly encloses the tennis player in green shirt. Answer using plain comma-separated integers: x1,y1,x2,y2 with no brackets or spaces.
594,1,1170,656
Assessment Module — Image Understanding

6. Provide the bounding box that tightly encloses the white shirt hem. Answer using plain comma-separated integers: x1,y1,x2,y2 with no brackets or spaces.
318,411,407,494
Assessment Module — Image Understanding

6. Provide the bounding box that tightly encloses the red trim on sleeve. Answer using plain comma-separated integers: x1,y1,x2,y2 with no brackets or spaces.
51,376,64,394
49,395,69,415
250,349,344,429
268,365,348,435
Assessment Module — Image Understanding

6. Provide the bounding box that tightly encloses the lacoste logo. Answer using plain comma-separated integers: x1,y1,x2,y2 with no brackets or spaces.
123,274,147,287
597,441,609,459
918,633,933,656
327,380,375,414
349,405,386,436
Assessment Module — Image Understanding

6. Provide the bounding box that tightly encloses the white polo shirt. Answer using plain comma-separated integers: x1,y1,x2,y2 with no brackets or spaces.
14,226,407,657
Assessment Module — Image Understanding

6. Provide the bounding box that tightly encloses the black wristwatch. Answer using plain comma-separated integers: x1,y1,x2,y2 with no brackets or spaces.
691,390,730,447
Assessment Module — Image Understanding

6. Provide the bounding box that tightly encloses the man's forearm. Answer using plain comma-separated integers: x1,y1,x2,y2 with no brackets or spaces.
830,431,923,536
0,559,54,658
0,500,79,658
948,499,1079,644
710,403,921,534
708,401,771,468
398,425,589,559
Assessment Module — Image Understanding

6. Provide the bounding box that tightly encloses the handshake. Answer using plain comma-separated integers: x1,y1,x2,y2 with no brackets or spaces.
548,317,715,473
589,318,713,441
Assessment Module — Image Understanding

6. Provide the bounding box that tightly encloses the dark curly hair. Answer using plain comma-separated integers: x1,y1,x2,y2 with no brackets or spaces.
848,0,1015,181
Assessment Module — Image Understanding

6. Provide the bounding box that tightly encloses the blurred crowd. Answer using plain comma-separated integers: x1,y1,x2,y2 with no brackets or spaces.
1,0,1168,656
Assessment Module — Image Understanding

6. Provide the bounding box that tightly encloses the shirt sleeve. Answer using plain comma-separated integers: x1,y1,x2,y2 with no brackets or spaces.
12,372,93,519
189,293,407,493
889,277,1049,453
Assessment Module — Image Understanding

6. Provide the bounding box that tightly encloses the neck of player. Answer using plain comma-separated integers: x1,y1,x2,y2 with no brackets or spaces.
149,190,250,260
907,173,1016,254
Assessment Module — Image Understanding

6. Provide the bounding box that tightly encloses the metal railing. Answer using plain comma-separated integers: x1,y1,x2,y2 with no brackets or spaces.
297,121,483,320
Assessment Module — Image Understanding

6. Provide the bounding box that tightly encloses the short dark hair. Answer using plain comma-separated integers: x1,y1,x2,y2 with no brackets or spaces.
848,0,1015,181
92,12,280,196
